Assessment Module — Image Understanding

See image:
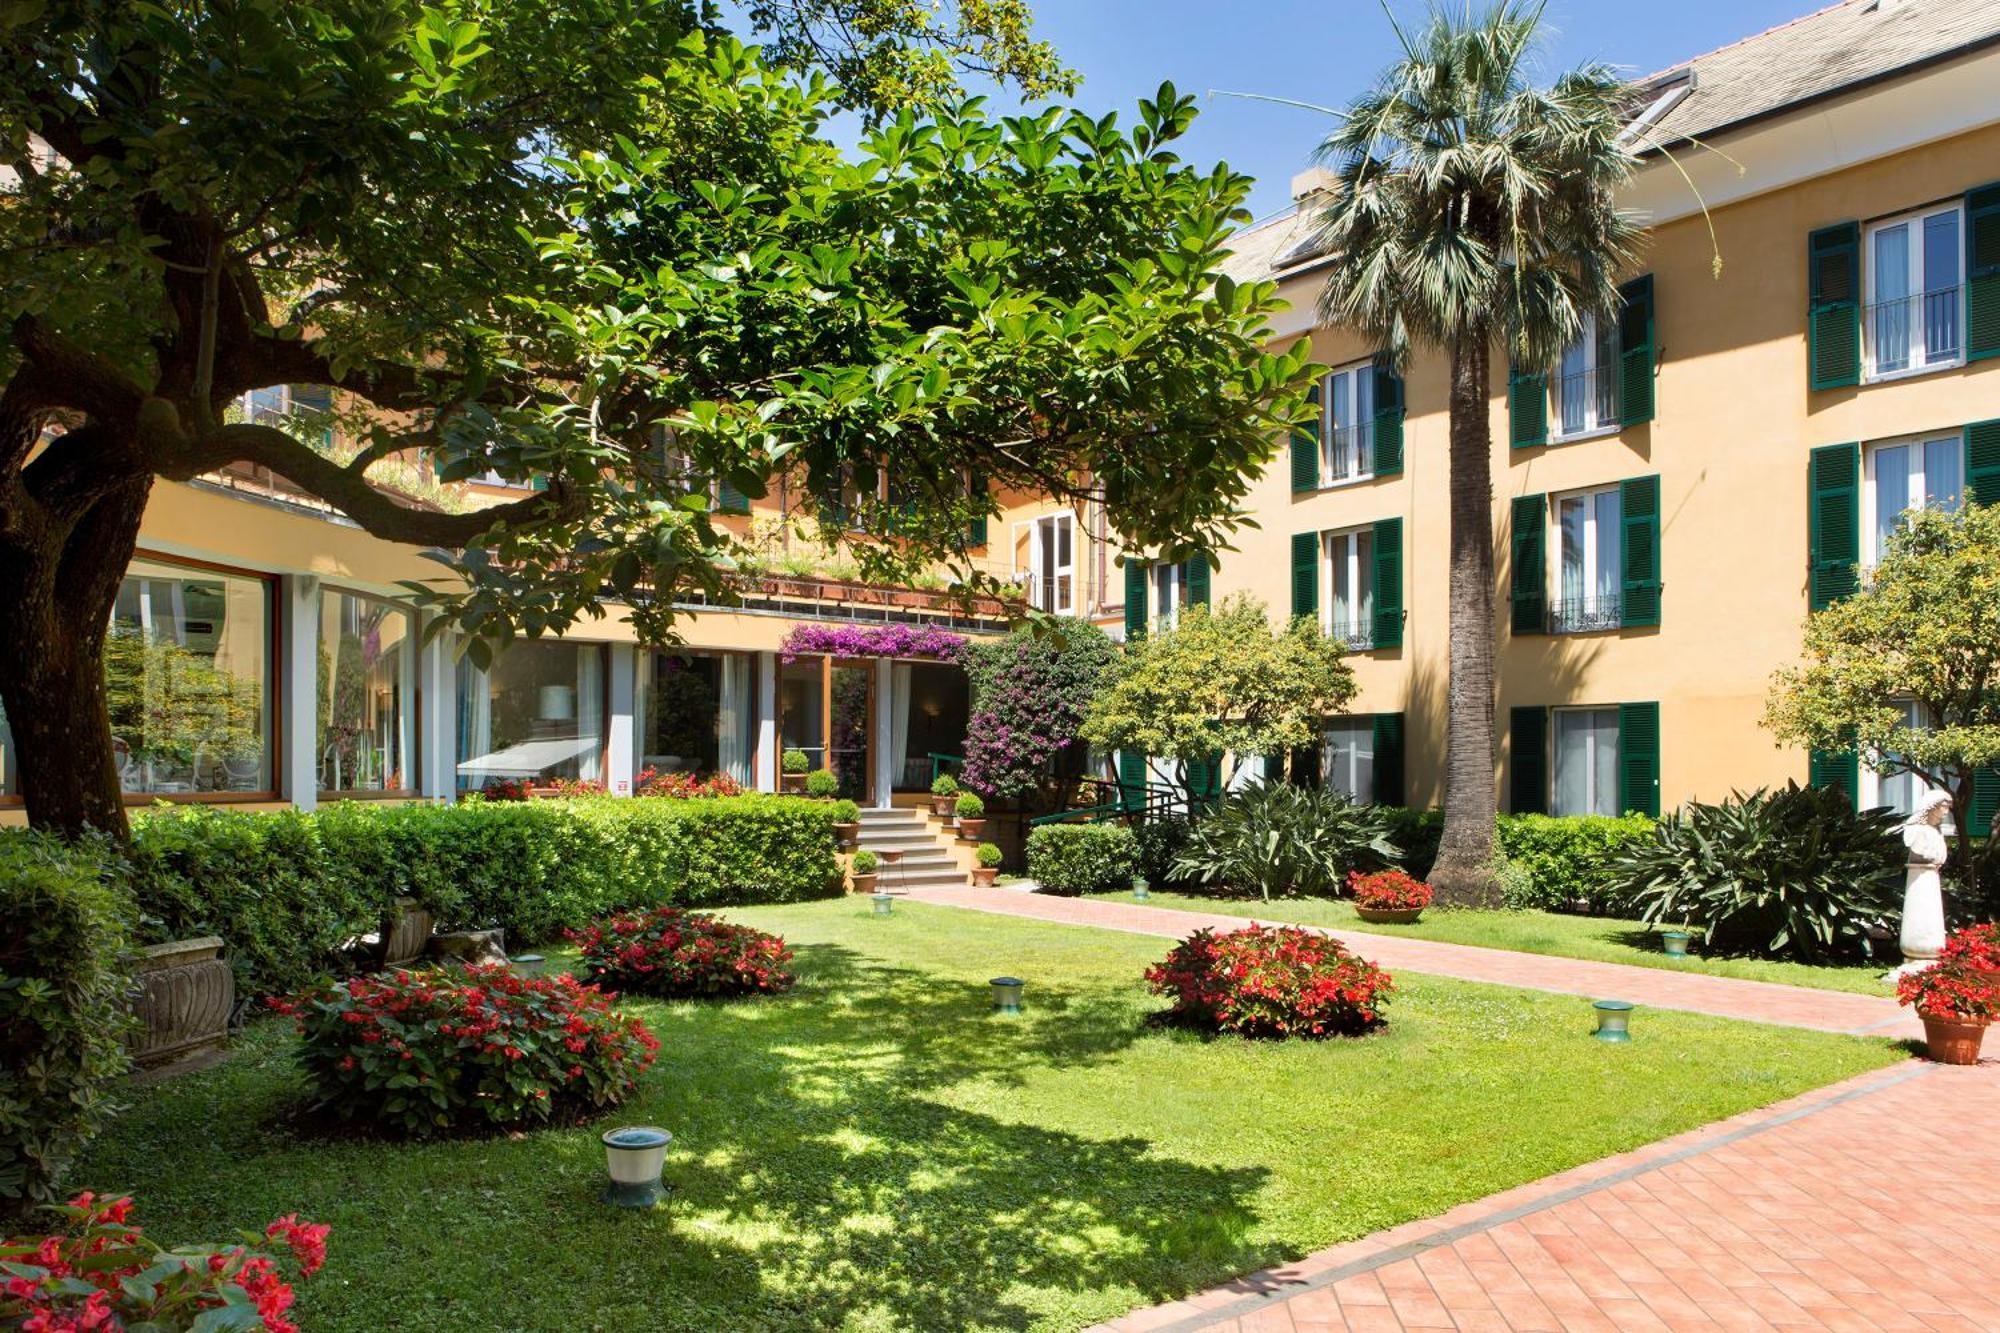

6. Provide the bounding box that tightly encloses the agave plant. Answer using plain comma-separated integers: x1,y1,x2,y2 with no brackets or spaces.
1171,783,1401,901
1608,783,1903,962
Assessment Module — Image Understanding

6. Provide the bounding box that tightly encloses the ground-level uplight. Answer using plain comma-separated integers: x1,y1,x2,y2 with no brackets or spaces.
513,953,547,977
1592,999,1635,1043
1132,883,1150,903
990,976,1024,1015
600,1126,672,1208
872,892,894,916
1660,930,1690,959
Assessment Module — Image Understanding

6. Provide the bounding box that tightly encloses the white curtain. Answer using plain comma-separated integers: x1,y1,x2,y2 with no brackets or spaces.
891,663,912,790
719,655,751,783
456,657,492,790
576,648,604,781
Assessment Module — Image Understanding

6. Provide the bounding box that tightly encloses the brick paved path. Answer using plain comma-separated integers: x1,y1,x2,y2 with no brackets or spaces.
905,885,1920,1041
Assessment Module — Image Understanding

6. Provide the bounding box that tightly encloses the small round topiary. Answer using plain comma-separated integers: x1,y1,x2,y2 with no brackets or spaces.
832,799,860,824
852,849,880,874
805,769,839,798
1145,925,1394,1039
781,749,811,774
954,792,984,819
976,842,1003,868
930,773,959,797
568,906,796,1000
271,965,658,1135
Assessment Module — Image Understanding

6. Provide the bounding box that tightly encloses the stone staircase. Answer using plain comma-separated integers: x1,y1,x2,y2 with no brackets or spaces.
856,806,969,892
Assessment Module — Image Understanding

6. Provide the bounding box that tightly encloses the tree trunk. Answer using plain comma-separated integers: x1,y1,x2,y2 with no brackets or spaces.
0,476,153,839
1429,332,1502,907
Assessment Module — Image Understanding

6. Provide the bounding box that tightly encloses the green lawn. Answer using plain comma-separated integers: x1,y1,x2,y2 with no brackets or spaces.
1109,891,1896,997
79,901,1900,1332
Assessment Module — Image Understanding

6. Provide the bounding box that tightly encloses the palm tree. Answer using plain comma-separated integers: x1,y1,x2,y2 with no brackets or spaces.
1311,1,1642,904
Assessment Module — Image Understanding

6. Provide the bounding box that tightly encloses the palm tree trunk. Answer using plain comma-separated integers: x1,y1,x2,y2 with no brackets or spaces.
1430,331,1502,906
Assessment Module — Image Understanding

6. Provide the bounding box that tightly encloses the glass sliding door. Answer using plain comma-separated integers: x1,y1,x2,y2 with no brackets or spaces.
455,641,607,792
637,650,755,785
829,663,871,801
317,589,415,795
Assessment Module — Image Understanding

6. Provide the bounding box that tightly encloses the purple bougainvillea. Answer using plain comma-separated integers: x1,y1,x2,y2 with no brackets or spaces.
779,622,968,662
958,623,1118,801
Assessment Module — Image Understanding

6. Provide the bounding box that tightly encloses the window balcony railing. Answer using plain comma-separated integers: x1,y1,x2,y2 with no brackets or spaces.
1864,286,1962,377
1327,615,1375,651
1324,422,1375,482
1026,573,1074,615
1553,365,1620,438
1548,595,1622,634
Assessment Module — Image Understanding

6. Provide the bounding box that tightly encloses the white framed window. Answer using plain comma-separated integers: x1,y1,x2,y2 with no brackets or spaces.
1319,361,1376,485
1863,700,1955,828
1864,203,1963,381
1551,707,1620,817
1151,561,1189,631
1864,433,1963,566
1323,527,1375,649
1028,512,1075,614
1552,315,1620,439
1551,485,1622,633
1321,719,1376,804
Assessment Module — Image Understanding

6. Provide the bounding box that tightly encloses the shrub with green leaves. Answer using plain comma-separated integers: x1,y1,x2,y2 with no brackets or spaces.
782,750,811,775
852,850,880,875
832,800,860,824
930,773,959,797
0,833,134,1218
976,842,1003,868
1496,813,1656,912
1608,784,1903,962
1026,824,1138,895
955,793,985,819
1133,816,1193,892
1173,784,1399,900
805,769,840,798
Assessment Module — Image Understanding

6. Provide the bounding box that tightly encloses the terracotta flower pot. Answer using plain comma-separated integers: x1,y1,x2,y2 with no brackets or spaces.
931,795,956,818
971,867,998,887
956,818,986,840
834,822,859,848
1919,1011,1989,1065
1354,906,1423,924
781,772,807,792
851,872,878,894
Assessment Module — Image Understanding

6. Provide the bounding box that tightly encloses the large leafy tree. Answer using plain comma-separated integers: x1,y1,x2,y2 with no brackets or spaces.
1765,504,2000,874
0,1,1311,835
1080,596,1355,802
1308,2,1640,904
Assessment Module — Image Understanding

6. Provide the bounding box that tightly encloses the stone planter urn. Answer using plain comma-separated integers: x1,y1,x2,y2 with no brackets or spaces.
379,897,434,968
129,937,234,1075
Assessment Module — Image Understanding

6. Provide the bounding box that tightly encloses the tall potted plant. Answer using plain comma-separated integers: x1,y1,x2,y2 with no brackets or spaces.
930,772,959,819
780,749,810,792
1896,962,1997,1065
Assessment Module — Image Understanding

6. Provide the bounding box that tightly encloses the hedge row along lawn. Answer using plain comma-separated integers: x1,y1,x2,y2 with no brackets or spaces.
76,901,1900,1332
1113,892,1898,997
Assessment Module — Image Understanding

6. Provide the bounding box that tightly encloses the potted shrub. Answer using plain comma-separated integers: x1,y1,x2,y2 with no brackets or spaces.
954,792,986,840
973,841,1002,887
930,772,959,819
1896,962,1997,1065
781,748,810,791
851,849,880,893
1348,869,1433,924
832,798,860,848
805,768,839,799
1941,923,2000,989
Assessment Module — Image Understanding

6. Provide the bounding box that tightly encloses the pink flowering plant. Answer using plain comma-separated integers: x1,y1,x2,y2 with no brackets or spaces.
270,965,658,1136
1144,924,1395,1039
0,1192,327,1333
779,623,966,662
1348,869,1433,912
567,907,795,999
1939,922,2000,974
1895,961,2000,1021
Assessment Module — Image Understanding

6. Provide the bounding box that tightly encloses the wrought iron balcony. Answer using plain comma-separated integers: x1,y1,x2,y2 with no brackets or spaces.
1864,286,1962,377
1327,615,1375,650
1547,595,1622,634
1552,365,1620,438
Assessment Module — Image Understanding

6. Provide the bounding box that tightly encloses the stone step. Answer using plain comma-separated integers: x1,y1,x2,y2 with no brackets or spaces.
858,808,926,821
871,870,969,888
856,831,950,848
863,854,958,871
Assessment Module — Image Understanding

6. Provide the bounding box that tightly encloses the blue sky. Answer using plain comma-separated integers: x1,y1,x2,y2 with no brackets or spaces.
979,1,1824,220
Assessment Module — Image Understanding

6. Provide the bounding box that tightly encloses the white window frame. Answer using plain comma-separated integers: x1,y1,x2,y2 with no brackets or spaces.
1322,526,1375,649
1321,718,1376,804
1550,706,1620,818
1550,314,1620,442
1862,202,1965,384
1151,561,1188,631
1317,360,1376,487
1861,700,1955,830
1027,512,1076,615
1549,484,1622,633
1862,432,1965,567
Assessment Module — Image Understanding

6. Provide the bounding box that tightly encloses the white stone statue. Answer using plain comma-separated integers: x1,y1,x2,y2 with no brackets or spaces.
1889,791,1953,978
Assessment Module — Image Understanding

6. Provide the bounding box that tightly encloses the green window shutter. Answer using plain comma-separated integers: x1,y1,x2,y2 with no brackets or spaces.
1371,362,1405,477
1808,222,1860,390
1619,474,1662,628
1617,274,1656,426
1972,766,2000,839
1118,749,1148,812
1809,750,1859,806
1509,706,1548,815
1968,182,2000,362
1617,702,1661,818
1186,553,1211,607
1290,531,1320,623
1966,419,2000,506
965,515,989,548
1807,443,1861,610
1371,517,1403,649
1508,362,1547,449
717,480,750,514
530,473,550,492
1509,493,1547,635
1291,379,1322,493
1189,754,1223,803
1123,558,1149,642
1371,712,1405,807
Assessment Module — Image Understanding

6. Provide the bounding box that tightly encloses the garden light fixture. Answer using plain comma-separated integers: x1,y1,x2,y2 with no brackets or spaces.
1133,883,1150,902
512,953,547,977
600,1126,672,1208
1660,931,1690,959
990,976,1024,1015
1592,999,1635,1043
872,892,894,916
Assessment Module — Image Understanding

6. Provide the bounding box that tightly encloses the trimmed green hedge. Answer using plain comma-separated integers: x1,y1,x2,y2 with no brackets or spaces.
1026,823,1139,896
0,832,134,1218
115,796,842,995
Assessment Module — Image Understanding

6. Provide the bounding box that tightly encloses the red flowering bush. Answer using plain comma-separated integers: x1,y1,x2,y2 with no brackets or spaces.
567,908,795,999
1144,925,1395,1039
271,965,658,1136
0,1192,327,1333
1896,962,2000,1021
1940,923,2000,974
635,768,744,799
1348,869,1434,912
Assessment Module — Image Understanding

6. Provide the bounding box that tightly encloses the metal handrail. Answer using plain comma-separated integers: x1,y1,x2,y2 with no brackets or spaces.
928,752,965,787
